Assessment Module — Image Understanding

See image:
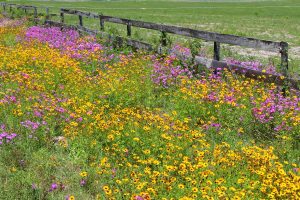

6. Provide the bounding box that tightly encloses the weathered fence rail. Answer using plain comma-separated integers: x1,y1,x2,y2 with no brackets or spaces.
1,2,298,90
59,8,288,63
1,2,38,18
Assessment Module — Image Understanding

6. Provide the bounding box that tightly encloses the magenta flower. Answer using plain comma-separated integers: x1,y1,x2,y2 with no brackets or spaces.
49,183,58,192
25,26,104,63
80,179,86,186
151,55,193,87
0,132,18,145
32,183,37,190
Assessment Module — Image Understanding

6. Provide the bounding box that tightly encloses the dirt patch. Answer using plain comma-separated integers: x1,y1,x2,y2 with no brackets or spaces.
290,47,300,58
226,45,300,59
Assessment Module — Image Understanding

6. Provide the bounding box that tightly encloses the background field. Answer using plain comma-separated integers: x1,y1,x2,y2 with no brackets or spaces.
6,0,300,69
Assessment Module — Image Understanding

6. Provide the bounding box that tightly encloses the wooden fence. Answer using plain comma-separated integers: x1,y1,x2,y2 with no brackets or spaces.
1,2,298,90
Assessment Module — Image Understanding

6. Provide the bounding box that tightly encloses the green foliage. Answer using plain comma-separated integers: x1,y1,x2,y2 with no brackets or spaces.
2,33,17,46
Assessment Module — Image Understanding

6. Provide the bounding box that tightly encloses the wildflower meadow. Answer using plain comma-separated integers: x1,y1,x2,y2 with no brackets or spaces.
0,16,299,200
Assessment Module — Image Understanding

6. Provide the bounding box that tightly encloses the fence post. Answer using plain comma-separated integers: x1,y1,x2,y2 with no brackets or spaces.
280,42,289,76
79,15,83,26
99,15,104,31
280,41,289,95
34,7,37,18
46,7,49,20
213,42,221,61
127,23,131,37
161,31,167,46
60,12,64,23
3,4,6,11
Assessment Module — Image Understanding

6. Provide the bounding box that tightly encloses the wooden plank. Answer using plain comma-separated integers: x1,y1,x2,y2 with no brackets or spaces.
171,49,298,89
60,8,99,19
76,25,153,50
19,6,36,9
45,20,77,29
100,15,282,52
193,56,299,89
44,20,153,51
77,25,100,35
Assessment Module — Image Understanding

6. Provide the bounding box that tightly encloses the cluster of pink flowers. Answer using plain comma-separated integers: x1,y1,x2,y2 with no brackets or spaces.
0,124,17,145
25,26,103,59
21,120,48,132
170,44,192,58
0,132,17,145
226,59,279,75
0,95,17,104
251,90,300,131
169,44,282,75
0,17,25,27
151,55,193,87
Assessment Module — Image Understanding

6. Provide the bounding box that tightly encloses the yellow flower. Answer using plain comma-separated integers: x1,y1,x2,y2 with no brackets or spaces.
215,178,225,185
103,185,109,191
143,149,151,155
143,126,150,131
107,134,114,141
192,187,198,193
69,196,75,200
178,184,185,189
70,121,78,127
80,171,87,177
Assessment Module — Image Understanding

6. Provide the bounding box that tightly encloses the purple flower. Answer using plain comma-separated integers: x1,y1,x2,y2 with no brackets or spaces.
49,183,58,191
293,168,299,173
33,110,42,118
32,183,37,190
24,26,104,64
80,179,86,186
226,58,280,75
135,196,144,200
151,55,193,87
0,132,18,145
21,120,41,130
0,124,5,131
